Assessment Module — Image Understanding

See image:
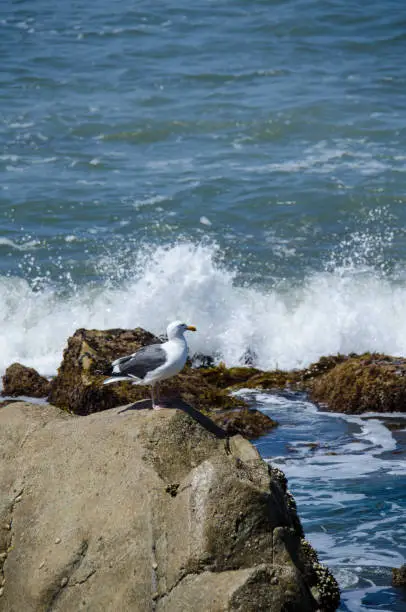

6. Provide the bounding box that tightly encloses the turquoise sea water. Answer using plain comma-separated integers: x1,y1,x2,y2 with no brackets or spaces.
1,1,406,609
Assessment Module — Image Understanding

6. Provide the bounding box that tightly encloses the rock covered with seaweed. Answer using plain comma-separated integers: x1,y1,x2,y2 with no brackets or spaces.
2,362,51,398
392,563,406,587
309,353,406,413
3,325,406,431
2,327,277,439
47,327,250,415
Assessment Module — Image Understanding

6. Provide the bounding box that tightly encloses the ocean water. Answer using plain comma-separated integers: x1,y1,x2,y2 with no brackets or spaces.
1,1,406,609
250,391,406,612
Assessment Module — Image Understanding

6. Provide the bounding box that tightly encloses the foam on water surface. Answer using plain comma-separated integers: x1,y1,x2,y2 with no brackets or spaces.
2,239,406,377
248,391,406,612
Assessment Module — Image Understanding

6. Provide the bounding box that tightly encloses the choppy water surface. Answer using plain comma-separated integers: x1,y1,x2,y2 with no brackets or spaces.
1,1,406,374
2,1,406,609
248,390,406,612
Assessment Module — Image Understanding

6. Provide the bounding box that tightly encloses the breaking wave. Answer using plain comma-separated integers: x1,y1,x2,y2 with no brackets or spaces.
1,237,406,377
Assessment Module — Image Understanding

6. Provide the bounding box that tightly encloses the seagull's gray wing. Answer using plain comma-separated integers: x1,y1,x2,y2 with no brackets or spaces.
113,344,167,380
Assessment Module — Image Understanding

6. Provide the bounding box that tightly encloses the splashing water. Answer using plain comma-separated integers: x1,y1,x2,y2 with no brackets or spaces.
1,234,406,376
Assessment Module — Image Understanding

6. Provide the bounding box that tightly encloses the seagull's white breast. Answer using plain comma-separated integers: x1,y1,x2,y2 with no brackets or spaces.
144,338,188,383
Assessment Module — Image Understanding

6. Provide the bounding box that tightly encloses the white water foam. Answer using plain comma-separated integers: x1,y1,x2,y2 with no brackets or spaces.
248,390,406,612
0,237,40,251
341,587,391,612
2,240,406,376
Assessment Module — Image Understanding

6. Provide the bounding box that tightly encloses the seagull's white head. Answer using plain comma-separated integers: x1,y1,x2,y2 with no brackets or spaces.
167,320,197,340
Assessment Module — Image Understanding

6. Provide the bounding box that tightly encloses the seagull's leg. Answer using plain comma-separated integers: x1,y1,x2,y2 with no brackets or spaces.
151,382,164,410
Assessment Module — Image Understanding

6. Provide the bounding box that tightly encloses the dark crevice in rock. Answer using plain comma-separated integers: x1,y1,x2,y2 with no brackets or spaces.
155,566,199,607
165,483,180,497
68,568,96,587
45,540,89,611
0,487,24,594
151,542,159,611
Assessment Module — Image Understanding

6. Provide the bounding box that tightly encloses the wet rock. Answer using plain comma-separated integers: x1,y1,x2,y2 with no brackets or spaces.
48,327,164,414
392,564,406,587
310,353,406,413
227,355,352,393
156,368,247,413
210,408,278,438
241,369,301,389
200,364,262,389
48,328,247,417
190,352,216,368
232,356,348,392
299,539,340,611
2,363,51,398
0,401,339,611
301,355,348,382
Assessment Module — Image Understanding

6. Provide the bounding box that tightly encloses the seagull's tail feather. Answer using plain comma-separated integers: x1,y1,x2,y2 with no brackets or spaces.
103,376,131,386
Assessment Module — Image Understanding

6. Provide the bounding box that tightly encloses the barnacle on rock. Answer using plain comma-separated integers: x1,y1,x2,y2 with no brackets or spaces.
268,465,288,492
300,539,340,612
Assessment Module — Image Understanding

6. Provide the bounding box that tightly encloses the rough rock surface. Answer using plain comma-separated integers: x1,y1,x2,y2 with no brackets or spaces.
392,564,406,587
210,408,278,438
2,363,51,398
310,354,406,413
0,401,339,611
48,327,161,414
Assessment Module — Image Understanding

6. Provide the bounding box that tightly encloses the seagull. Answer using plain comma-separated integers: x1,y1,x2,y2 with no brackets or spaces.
103,321,196,409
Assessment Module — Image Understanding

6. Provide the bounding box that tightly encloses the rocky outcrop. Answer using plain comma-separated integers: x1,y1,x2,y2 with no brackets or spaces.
210,408,278,438
7,330,406,419
0,327,276,440
0,401,339,611
310,354,406,414
2,363,51,398
392,564,406,587
47,327,161,413
48,328,247,416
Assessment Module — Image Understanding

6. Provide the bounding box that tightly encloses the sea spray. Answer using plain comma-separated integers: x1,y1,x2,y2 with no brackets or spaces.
2,239,406,377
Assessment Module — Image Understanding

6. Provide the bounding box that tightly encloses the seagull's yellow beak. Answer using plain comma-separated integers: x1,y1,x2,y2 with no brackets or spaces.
186,325,197,332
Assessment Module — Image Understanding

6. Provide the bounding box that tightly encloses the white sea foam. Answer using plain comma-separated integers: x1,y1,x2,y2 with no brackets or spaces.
299,491,366,506
352,418,397,453
2,240,406,377
243,139,402,178
272,453,390,480
0,237,40,251
199,216,212,226
341,587,392,612
133,194,170,208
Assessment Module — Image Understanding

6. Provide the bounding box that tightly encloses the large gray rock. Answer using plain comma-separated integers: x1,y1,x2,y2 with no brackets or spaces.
0,402,339,611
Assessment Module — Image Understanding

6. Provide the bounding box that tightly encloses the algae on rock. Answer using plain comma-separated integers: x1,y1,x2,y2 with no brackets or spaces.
310,353,406,413
48,327,247,416
2,363,51,398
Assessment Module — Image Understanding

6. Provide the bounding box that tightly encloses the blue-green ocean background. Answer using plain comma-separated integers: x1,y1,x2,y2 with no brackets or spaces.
1,1,406,610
